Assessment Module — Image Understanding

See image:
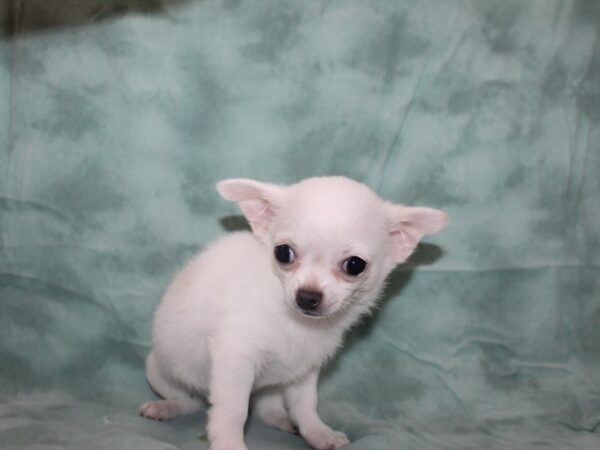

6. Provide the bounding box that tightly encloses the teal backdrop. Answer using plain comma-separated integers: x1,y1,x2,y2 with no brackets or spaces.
1,1,599,449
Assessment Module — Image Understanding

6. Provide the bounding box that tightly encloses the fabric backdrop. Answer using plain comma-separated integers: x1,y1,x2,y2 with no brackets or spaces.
1,1,599,449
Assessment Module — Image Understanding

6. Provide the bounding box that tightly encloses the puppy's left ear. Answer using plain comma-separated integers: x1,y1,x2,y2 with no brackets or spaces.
386,204,449,263
216,178,286,237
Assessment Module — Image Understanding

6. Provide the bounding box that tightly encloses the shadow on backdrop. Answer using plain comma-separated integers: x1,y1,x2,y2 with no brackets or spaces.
0,0,194,37
220,215,251,233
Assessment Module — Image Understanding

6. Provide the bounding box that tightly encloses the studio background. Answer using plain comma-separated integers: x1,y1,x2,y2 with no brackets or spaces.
1,1,599,449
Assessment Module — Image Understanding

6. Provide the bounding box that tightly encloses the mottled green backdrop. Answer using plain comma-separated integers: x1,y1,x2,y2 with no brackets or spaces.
1,1,599,449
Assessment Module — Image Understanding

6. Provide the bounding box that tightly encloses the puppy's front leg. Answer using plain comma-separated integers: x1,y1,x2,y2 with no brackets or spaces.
285,370,350,450
207,352,254,450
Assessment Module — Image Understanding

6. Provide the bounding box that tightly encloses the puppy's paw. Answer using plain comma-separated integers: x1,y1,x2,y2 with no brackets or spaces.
138,400,186,421
268,413,297,434
210,445,248,450
303,425,350,450
257,407,297,434
209,438,249,450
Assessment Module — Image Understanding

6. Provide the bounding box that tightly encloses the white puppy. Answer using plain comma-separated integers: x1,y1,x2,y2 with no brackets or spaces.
139,177,448,450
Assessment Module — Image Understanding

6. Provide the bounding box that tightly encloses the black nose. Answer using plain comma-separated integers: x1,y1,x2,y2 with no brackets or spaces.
296,290,322,313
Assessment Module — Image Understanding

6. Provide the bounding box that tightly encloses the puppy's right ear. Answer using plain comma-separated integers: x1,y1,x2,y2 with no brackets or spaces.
216,179,285,236
386,204,449,263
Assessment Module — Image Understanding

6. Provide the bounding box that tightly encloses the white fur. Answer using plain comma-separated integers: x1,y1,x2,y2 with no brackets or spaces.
139,176,448,450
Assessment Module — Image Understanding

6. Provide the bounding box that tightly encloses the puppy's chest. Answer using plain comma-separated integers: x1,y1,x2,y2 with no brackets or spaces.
255,330,340,388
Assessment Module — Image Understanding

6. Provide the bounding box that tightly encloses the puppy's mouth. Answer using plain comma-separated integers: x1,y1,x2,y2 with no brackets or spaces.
299,309,323,318
292,304,337,319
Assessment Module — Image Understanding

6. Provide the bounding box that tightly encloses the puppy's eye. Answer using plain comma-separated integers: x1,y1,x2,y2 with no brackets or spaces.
274,244,295,264
342,256,367,276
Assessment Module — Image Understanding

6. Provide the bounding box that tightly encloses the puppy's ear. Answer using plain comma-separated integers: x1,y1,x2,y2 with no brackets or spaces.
216,179,286,236
386,204,448,263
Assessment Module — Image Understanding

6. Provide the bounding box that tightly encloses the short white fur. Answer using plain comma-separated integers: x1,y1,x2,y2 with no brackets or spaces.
139,176,448,450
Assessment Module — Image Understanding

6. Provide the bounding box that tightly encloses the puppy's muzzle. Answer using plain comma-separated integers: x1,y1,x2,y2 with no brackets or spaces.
296,289,322,315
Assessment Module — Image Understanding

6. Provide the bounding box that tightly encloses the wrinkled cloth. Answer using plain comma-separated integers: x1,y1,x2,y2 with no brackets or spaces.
1,0,599,449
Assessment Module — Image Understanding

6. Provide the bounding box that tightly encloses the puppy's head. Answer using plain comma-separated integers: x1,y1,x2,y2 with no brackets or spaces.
217,177,448,321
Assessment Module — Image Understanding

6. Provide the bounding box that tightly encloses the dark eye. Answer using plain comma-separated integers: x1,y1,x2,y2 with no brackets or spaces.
342,256,367,276
274,244,295,264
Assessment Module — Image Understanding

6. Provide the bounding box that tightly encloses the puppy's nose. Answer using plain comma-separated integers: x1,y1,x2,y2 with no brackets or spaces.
296,289,322,313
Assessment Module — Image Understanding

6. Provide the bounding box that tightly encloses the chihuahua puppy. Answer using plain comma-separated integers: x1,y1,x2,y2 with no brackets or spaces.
139,177,448,450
